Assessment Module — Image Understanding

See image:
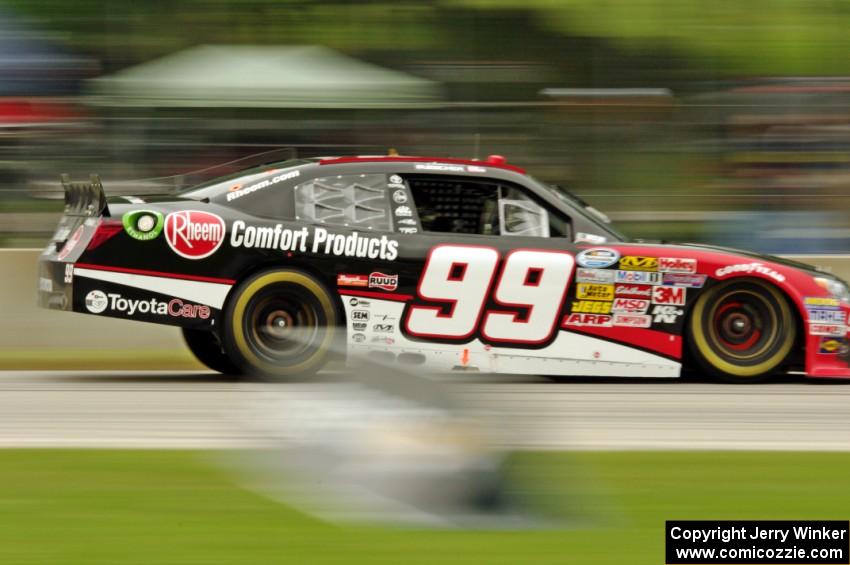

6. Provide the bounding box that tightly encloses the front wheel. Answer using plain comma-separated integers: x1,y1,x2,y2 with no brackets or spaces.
687,278,797,383
222,269,337,380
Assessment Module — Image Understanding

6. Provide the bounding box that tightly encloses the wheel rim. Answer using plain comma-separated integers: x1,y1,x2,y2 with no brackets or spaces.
708,292,776,360
691,279,795,378
243,283,323,364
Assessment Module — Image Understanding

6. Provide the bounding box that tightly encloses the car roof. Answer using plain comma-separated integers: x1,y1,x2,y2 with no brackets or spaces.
314,154,526,174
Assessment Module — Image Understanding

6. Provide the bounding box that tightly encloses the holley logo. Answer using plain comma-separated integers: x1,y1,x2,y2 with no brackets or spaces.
164,211,225,259
368,272,398,291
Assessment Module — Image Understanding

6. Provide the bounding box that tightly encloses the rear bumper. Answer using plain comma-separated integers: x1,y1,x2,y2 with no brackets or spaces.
37,253,73,312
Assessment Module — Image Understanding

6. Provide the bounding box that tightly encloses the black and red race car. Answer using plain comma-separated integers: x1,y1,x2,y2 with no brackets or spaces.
38,153,850,381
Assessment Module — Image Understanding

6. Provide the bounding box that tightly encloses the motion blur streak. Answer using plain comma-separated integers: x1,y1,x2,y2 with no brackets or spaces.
3,1,850,253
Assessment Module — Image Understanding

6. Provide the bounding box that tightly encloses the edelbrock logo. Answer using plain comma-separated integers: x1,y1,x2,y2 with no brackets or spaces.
164,210,226,259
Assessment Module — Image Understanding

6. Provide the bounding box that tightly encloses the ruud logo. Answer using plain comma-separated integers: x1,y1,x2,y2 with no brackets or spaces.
164,211,226,259
368,272,398,291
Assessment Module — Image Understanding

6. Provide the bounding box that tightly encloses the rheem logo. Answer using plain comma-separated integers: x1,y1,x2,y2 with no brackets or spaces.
164,211,226,259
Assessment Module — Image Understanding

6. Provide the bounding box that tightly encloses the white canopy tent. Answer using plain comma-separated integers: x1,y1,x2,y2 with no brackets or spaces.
89,45,441,109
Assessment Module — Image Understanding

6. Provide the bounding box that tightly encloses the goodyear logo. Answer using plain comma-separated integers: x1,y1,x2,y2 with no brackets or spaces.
618,256,658,271
572,300,612,314
576,283,614,301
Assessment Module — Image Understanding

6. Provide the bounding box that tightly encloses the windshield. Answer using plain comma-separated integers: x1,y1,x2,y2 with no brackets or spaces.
532,178,628,241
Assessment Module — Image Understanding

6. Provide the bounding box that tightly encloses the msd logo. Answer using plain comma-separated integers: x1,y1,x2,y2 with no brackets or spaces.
164,211,226,259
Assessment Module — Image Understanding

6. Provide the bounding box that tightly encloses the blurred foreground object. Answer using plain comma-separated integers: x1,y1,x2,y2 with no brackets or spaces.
232,347,566,528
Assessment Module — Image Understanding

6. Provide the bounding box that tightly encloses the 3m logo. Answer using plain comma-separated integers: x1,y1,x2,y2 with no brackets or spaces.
368,272,398,291
618,256,658,271
164,211,225,259
652,286,686,306
576,283,614,301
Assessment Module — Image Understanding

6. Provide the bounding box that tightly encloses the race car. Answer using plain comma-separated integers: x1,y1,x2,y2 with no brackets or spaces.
37,152,850,382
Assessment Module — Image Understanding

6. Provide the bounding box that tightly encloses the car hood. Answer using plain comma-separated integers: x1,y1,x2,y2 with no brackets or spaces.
633,240,834,280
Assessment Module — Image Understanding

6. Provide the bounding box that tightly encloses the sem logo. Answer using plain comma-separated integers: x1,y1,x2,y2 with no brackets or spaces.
352,310,370,321
85,290,108,314
164,211,225,259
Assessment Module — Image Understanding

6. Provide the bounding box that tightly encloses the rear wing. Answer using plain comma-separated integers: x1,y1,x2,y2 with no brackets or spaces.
60,174,109,217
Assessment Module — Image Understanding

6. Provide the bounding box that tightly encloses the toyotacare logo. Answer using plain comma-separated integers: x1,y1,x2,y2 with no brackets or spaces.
164,210,226,259
93,292,211,319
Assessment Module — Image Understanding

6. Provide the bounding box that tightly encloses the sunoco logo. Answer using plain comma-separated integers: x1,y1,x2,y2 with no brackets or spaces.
164,210,226,259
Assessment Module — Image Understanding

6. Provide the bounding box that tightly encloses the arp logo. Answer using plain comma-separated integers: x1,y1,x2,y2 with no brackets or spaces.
164,211,226,259
618,256,658,271
562,313,613,327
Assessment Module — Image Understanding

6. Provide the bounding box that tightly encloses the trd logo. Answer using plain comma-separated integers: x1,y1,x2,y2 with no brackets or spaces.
352,310,369,321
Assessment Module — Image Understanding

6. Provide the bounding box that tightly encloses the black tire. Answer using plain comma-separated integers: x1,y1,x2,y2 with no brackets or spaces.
687,278,797,383
221,268,337,380
182,328,241,375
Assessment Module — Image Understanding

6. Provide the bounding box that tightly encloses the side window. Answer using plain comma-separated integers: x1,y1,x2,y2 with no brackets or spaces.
294,174,391,231
407,176,570,238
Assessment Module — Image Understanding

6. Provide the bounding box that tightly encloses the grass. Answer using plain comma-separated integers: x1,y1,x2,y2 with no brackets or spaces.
0,450,847,564
0,349,204,371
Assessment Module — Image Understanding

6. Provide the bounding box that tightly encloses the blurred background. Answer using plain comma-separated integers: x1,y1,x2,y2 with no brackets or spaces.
3,0,850,253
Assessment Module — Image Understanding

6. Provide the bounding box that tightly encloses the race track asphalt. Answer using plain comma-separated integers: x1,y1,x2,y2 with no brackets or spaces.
0,370,848,450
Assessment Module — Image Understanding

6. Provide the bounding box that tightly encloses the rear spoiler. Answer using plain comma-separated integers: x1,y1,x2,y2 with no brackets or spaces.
60,174,109,217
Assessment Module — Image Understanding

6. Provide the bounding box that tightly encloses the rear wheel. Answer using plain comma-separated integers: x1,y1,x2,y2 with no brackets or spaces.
222,269,337,380
182,328,240,375
687,278,796,383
